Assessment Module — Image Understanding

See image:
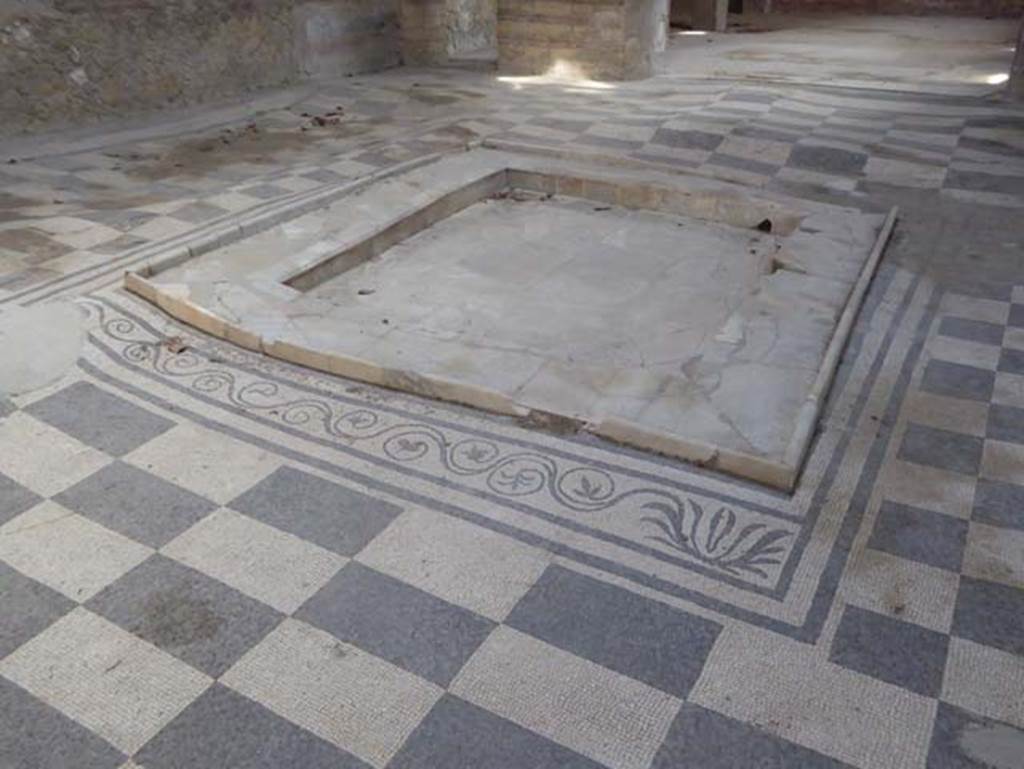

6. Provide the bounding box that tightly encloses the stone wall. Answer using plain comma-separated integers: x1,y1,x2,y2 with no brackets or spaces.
0,0,399,137
400,0,496,65
400,0,450,64
498,0,662,80
747,0,1024,15
294,0,400,78
447,0,497,54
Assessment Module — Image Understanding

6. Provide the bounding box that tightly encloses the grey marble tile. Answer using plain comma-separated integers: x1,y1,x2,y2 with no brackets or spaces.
134,684,369,769
987,404,1024,445
296,562,494,686
952,577,1024,656
947,282,1014,303
505,565,721,699
300,168,350,184
0,562,75,659
87,555,282,677
0,677,124,769
229,466,400,556
0,267,60,292
955,135,1021,156
706,152,779,176
1008,303,1024,329
24,382,174,457
829,605,949,697
389,694,603,769
920,360,995,402
168,201,229,224
945,169,1024,196
528,117,594,132
999,348,1024,376
868,500,967,572
972,479,1024,531
651,127,724,151
651,703,853,769
964,115,1024,130
927,702,1024,769
0,472,40,526
79,208,160,232
938,316,1006,347
789,144,868,175
55,462,216,548
898,423,984,476
90,233,149,255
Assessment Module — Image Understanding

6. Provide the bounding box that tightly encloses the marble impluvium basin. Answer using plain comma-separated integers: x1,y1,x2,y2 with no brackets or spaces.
125,147,895,489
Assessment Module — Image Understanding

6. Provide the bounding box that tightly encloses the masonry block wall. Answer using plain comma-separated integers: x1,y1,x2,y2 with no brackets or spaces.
400,0,450,64
400,0,496,65
498,0,662,80
0,0,399,137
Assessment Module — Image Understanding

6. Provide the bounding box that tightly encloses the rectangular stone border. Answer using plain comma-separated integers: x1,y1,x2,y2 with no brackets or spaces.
82,263,933,637
596,206,897,489
124,147,897,491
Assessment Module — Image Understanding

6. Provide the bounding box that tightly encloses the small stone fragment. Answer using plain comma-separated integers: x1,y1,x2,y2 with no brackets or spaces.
163,336,188,354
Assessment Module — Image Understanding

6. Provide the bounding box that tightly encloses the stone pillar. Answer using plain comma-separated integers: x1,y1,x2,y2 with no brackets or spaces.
498,0,661,81
653,0,669,52
400,0,450,65
1009,16,1024,101
712,0,727,32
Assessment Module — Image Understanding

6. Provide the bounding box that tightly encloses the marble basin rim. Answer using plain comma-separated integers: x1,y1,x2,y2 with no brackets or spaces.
123,146,897,491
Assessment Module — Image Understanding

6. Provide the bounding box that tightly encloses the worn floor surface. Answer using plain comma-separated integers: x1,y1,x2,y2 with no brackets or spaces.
664,14,1018,95
1,48,1024,769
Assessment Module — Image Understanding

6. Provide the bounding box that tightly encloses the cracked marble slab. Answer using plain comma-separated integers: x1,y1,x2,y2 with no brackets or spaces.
128,148,890,489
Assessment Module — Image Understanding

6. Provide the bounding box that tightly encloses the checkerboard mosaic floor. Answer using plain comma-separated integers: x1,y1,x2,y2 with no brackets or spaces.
1,67,1023,768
